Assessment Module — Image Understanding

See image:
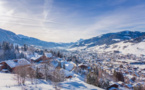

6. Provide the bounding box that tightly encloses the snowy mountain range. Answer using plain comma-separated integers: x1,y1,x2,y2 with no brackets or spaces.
69,31,145,56
0,28,145,51
0,28,73,48
71,31,145,48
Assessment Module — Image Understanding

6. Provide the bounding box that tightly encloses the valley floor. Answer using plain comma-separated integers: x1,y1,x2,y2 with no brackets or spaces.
0,73,103,90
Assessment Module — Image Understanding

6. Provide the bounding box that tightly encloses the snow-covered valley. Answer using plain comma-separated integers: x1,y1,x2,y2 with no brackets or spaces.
0,30,145,90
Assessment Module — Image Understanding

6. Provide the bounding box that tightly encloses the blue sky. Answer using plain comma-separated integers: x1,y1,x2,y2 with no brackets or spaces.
0,0,145,42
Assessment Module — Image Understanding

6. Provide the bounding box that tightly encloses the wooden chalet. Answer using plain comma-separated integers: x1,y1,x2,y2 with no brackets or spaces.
0,59,31,72
78,63,88,70
31,53,52,63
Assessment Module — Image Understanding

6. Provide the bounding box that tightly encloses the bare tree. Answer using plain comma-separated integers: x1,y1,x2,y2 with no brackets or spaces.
26,66,36,84
51,68,65,90
14,66,27,85
44,63,50,81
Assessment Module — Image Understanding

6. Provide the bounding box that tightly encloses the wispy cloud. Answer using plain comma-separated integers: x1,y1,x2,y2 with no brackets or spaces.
0,0,145,42
85,5,145,37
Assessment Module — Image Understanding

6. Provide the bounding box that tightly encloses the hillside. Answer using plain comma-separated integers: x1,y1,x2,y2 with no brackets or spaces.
71,31,145,48
0,28,73,48
0,73,103,90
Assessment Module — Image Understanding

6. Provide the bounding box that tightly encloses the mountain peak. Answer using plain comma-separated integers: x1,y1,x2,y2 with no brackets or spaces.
71,30,145,48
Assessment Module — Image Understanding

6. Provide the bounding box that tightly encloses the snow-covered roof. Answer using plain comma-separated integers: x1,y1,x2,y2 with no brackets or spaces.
1,69,9,72
5,59,30,68
51,60,58,68
61,61,75,71
112,39,121,41
78,63,88,67
31,55,42,60
125,84,133,88
56,58,62,61
118,81,123,85
0,64,3,67
44,53,52,58
5,60,17,68
17,59,31,66
50,60,75,71
64,69,74,77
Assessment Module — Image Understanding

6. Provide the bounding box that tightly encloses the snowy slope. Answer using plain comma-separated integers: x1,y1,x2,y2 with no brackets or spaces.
69,34,145,56
71,31,145,48
88,41,145,56
0,73,103,90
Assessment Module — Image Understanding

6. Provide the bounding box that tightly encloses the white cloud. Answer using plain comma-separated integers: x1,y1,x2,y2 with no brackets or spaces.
0,0,145,42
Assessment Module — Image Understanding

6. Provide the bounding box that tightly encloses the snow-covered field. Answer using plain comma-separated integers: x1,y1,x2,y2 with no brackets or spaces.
0,73,103,90
0,73,21,90
69,40,145,56
86,41,145,56
103,41,145,56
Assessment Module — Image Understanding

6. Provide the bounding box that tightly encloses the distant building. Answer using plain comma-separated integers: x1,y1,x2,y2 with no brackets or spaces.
31,53,53,63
